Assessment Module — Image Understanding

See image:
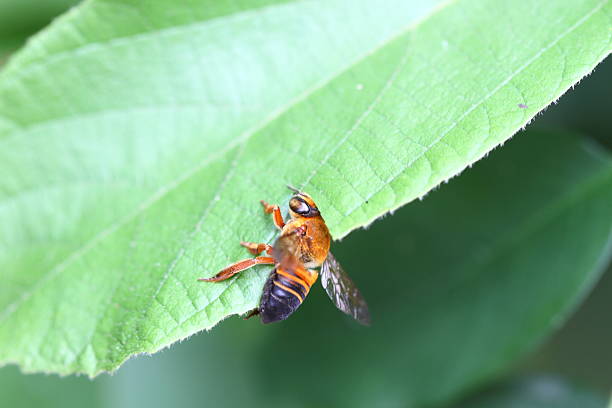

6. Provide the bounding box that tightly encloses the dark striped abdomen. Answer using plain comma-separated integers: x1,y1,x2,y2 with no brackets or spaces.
259,267,313,324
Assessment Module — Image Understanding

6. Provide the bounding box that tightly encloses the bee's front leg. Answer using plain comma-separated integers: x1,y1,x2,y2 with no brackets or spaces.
260,200,285,229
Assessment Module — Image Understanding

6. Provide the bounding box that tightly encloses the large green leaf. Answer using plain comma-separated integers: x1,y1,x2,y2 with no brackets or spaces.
0,0,610,375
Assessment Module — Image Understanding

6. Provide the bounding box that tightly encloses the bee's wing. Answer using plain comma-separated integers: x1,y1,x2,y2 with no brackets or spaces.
320,252,370,326
272,235,297,265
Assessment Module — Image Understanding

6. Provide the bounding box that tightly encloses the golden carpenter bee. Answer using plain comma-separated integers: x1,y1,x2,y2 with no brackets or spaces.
199,187,370,325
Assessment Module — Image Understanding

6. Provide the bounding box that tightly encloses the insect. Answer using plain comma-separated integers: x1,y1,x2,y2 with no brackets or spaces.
198,188,370,325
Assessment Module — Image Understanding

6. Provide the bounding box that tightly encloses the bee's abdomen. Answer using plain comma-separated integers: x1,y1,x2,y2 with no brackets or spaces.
260,267,313,324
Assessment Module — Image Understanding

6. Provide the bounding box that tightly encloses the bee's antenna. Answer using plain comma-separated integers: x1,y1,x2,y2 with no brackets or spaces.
286,184,301,194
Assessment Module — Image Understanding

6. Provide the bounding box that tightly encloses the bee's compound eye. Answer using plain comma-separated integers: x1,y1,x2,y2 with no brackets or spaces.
290,197,310,215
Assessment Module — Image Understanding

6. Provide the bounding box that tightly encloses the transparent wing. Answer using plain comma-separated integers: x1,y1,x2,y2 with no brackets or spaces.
320,252,370,326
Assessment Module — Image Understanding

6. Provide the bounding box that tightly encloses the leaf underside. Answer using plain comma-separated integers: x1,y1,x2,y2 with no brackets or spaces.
0,0,610,376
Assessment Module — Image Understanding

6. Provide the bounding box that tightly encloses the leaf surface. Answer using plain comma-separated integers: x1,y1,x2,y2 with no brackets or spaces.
0,0,610,375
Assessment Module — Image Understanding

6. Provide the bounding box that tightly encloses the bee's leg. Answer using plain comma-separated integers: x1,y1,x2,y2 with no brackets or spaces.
240,241,273,255
260,200,285,229
198,256,275,282
244,308,260,320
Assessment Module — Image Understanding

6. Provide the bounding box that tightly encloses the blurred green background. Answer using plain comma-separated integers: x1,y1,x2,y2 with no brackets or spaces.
1,2,611,407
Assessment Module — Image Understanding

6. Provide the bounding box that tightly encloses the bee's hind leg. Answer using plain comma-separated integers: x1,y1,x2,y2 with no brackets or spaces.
198,256,275,282
244,308,260,320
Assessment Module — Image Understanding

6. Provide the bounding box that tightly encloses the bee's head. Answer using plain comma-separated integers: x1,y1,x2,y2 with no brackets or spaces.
288,191,320,218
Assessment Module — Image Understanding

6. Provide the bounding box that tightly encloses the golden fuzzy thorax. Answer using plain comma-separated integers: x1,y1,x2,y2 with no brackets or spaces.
278,215,331,268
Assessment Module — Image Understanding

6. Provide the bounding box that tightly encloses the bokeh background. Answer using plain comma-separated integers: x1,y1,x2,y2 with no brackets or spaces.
1,2,610,407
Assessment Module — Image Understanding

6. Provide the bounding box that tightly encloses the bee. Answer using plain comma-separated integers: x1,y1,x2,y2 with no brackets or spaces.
198,187,370,325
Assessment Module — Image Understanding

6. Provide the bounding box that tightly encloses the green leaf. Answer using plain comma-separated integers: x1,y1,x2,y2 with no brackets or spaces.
454,376,607,408
0,0,610,376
